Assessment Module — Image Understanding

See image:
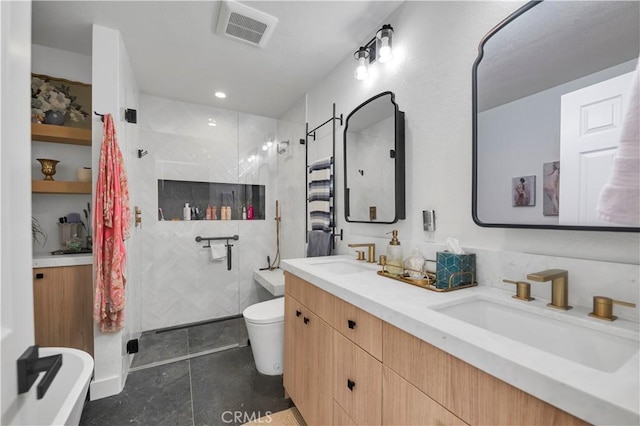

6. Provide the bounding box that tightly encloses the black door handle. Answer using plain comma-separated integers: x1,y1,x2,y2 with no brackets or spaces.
348,319,356,329
35,273,44,279
303,317,309,325
347,379,355,391
296,310,301,317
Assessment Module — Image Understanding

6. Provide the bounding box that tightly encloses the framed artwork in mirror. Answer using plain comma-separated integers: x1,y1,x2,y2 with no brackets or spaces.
512,175,535,207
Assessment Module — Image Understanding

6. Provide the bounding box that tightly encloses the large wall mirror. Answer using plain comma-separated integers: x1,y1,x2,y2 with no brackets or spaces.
344,91,405,223
473,0,639,231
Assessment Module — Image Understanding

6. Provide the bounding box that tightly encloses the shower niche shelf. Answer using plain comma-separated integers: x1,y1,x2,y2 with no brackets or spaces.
158,179,266,221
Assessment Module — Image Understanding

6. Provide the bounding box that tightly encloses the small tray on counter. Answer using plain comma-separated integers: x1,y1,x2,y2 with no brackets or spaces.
377,268,477,292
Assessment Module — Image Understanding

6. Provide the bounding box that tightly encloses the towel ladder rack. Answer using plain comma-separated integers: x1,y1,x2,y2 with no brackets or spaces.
305,103,343,249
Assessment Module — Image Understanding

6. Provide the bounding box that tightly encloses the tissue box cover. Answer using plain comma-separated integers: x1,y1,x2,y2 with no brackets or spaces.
436,252,476,289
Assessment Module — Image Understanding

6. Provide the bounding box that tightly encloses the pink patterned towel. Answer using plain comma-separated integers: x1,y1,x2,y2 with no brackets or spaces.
94,114,130,333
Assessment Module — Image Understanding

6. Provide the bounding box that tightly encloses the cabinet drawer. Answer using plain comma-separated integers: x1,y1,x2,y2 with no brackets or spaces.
334,331,382,425
382,322,475,423
284,271,333,321
333,297,382,360
383,366,468,426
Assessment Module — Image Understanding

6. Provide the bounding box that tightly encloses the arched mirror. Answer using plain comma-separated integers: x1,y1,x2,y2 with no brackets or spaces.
344,91,405,223
473,0,639,231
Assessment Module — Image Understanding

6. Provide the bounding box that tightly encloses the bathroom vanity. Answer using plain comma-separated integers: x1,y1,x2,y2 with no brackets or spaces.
282,256,639,425
32,254,94,356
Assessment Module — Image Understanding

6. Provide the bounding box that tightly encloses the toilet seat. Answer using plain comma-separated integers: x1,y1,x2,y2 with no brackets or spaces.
243,297,284,324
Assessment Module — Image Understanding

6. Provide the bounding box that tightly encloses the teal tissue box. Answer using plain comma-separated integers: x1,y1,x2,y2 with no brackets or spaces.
436,252,476,289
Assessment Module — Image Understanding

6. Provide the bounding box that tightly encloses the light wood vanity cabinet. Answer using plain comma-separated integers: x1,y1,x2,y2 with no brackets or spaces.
384,323,587,426
284,273,588,425
33,265,94,356
283,273,333,426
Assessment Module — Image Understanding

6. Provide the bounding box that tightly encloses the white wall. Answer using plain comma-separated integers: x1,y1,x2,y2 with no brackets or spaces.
136,94,275,331
277,96,307,259
277,1,639,320
295,1,639,265
31,45,92,255
90,24,142,400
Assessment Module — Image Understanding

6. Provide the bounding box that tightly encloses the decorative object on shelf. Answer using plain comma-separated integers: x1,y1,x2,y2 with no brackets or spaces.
37,158,59,180
76,167,91,182
32,216,47,247
31,74,91,128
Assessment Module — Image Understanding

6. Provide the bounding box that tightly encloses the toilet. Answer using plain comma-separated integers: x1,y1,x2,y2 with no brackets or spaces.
243,297,285,375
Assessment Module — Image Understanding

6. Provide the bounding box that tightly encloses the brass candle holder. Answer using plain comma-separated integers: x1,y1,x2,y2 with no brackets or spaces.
37,158,60,181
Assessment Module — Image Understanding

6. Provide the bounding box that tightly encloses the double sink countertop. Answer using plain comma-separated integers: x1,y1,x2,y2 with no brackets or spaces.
281,255,640,426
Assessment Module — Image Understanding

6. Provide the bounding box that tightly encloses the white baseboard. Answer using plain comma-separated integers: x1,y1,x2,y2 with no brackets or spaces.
89,374,122,400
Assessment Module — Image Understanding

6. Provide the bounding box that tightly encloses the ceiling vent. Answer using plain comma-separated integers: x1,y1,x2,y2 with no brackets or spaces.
216,1,278,48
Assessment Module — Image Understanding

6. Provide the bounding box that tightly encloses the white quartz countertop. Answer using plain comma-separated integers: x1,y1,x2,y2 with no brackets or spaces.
33,253,93,268
253,268,284,296
281,255,640,425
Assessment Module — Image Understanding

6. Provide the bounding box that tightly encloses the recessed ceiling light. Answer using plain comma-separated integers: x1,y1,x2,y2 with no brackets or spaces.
215,91,226,99
208,118,217,127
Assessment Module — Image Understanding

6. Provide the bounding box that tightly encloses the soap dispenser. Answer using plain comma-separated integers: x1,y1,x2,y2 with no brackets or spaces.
386,230,403,275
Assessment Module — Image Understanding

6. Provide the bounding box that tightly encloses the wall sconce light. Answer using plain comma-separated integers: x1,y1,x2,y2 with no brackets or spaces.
376,24,394,63
353,24,394,80
354,46,370,80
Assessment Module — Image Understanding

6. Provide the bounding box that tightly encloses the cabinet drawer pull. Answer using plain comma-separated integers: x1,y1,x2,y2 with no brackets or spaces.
296,310,301,317
347,319,356,329
35,273,44,279
303,317,309,325
347,379,355,391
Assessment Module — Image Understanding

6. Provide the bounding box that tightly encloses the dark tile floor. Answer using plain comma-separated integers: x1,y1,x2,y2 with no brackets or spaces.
80,318,291,426
130,317,249,369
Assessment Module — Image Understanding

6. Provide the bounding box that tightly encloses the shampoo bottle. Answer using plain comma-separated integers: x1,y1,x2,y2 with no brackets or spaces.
247,204,254,220
206,205,212,220
386,229,403,275
242,206,247,220
183,203,191,221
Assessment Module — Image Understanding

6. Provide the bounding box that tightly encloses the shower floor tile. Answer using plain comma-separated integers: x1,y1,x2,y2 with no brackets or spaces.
130,327,189,368
188,316,249,354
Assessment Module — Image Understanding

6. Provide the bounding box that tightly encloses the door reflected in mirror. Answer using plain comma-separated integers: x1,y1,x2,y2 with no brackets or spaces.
344,91,405,223
473,0,639,231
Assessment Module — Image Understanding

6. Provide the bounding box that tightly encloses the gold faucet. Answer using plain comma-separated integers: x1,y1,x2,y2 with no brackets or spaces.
526,269,571,310
348,243,376,263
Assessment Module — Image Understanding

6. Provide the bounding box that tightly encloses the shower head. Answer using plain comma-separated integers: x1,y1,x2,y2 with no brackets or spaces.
277,140,289,154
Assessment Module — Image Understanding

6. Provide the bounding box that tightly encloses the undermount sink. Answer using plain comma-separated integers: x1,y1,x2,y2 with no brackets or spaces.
433,296,639,373
308,259,376,275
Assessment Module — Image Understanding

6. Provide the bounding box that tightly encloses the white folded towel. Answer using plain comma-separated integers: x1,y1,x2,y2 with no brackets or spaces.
210,243,226,261
596,60,640,226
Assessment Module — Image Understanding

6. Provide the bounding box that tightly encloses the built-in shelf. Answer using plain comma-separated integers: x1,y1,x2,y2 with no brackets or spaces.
32,180,92,194
31,123,92,146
